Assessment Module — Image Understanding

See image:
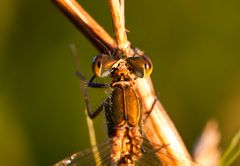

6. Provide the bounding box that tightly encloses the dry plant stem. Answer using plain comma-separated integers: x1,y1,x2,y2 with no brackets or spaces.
119,0,125,27
136,78,193,165
84,109,101,165
193,120,221,166
52,0,192,165
108,0,130,53
52,0,116,53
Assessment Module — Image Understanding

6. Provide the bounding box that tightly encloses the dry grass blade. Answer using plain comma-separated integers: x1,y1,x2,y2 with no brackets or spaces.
119,0,125,27
108,0,130,53
84,108,101,166
220,128,240,166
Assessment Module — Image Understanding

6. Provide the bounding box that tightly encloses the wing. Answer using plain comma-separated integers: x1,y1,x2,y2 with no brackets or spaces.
54,140,116,166
139,137,203,166
54,137,201,166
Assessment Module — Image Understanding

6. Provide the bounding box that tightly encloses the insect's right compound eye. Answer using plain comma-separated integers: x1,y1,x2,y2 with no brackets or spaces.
92,54,117,77
127,55,153,78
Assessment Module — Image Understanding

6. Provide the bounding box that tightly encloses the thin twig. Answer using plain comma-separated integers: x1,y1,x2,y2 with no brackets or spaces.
119,0,125,28
108,0,130,53
52,0,193,165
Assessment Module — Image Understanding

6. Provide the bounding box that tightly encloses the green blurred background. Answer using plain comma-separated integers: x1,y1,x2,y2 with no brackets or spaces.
0,0,239,165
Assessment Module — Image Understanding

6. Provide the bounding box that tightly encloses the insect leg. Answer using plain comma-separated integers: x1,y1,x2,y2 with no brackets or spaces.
76,74,111,119
70,45,110,119
76,74,111,88
143,98,158,124
71,52,108,118
142,91,161,124
86,102,104,119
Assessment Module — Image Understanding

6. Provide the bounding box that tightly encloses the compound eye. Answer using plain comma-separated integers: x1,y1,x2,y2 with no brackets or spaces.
92,54,117,77
127,55,153,78
92,54,103,77
142,55,153,77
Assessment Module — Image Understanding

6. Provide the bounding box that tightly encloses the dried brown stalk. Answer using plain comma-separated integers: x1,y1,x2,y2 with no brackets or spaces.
52,0,193,165
108,0,130,53
119,0,125,27
135,78,193,165
52,0,116,52
193,120,221,166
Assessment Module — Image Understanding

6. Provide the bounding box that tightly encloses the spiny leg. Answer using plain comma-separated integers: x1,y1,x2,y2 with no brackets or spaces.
143,97,158,125
143,91,161,124
77,74,111,88
77,74,111,119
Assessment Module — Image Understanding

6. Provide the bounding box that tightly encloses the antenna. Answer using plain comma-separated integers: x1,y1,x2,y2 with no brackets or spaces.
95,38,112,57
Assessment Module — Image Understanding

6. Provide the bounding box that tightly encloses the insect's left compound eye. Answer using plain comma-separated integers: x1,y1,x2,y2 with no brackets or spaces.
92,54,117,77
127,55,153,78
